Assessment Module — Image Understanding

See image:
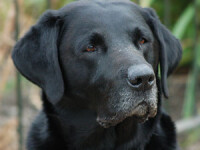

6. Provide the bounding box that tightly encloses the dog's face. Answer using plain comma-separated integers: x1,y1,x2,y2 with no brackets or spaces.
12,0,182,128
59,2,159,127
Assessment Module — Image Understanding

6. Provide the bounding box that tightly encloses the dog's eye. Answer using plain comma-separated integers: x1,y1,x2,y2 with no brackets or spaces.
86,45,96,52
139,38,147,45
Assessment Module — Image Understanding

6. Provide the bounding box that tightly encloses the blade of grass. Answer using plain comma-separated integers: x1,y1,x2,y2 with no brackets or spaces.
14,0,23,149
183,0,200,118
172,5,194,39
140,0,155,7
183,42,200,118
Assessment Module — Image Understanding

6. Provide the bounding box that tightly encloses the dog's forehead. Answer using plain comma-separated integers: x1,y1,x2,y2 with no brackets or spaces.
59,0,147,30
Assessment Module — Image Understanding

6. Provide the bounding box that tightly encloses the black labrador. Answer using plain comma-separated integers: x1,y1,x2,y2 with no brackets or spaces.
12,0,182,150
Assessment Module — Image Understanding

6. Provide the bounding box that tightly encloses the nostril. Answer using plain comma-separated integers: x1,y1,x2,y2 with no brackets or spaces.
148,76,154,83
127,78,142,89
130,77,142,86
136,78,142,85
147,75,155,89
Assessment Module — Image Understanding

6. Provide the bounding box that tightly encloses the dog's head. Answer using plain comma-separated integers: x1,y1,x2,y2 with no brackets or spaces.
12,0,182,128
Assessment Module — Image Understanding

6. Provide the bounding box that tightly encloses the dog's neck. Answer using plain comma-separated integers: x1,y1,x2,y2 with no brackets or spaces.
42,93,160,150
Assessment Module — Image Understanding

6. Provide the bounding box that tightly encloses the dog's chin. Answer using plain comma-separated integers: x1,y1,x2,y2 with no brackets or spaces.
97,102,157,128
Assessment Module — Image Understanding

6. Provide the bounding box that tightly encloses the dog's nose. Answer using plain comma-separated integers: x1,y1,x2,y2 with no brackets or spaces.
127,64,155,91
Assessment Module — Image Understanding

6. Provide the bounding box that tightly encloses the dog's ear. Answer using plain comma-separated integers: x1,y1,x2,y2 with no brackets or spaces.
12,10,64,104
142,8,182,98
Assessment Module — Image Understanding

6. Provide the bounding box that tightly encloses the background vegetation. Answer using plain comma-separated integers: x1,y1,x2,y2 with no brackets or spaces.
0,0,199,150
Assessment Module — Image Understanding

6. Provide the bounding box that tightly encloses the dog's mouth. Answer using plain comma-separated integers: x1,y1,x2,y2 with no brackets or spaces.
96,101,157,128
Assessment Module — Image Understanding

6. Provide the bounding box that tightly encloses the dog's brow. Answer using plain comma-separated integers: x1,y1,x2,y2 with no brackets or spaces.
90,32,105,45
129,27,153,41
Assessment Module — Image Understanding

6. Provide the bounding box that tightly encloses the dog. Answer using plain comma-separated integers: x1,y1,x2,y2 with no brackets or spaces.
12,0,182,149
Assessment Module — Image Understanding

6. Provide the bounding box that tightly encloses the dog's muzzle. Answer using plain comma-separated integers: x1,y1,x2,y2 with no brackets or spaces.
97,101,157,128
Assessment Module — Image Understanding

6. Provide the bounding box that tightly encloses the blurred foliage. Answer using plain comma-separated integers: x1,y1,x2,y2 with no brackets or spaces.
183,0,200,119
0,0,12,31
24,0,47,18
179,127,200,148
23,0,74,18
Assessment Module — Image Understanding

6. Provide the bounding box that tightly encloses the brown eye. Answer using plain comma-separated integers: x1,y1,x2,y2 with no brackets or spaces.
86,45,96,52
139,38,147,45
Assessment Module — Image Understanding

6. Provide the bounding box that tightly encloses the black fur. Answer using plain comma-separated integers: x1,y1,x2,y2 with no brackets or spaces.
12,0,182,150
